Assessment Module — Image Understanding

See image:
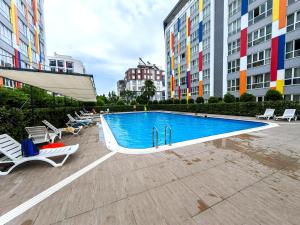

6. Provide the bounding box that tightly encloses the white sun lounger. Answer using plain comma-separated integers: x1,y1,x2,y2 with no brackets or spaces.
80,110,93,117
75,111,92,120
256,109,275,120
275,109,297,122
42,120,82,139
25,126,57,144
67,114,92,126
0,134,79,175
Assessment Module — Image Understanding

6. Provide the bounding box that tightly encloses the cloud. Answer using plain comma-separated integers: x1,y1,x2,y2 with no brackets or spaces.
44,0,177,95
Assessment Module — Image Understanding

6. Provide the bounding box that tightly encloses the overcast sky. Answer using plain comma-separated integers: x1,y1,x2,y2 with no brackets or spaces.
44,0,178,95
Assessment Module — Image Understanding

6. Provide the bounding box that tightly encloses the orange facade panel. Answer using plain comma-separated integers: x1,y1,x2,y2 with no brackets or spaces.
240,71,247,95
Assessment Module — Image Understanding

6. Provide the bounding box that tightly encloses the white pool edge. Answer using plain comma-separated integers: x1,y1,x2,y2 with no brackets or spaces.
100,112,279,155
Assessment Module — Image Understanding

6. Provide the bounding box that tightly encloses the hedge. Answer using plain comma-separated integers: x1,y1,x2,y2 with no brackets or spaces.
1,101,299,141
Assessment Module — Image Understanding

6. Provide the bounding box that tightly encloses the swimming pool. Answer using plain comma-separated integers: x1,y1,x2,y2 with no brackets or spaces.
101,112,277,154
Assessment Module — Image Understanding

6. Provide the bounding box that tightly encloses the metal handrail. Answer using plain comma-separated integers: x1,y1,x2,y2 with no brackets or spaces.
164,125,172,146
152,126,159,148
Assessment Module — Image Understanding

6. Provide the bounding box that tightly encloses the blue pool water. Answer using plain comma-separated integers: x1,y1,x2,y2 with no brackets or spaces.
104,112,267,149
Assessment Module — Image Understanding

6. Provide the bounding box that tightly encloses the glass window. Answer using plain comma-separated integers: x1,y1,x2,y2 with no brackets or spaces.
49,60,56,67
57,60,64,67
0,23,12,45
0,48,13,67
0,0,10,21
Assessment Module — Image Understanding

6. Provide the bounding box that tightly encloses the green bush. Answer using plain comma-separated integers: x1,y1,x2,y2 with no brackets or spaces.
166,99,173,104
189,99,195,104
159,100,166,104
130,100,137,105
240,93,256,102
173,99,180,104
153,100,158,105
181,99,187,104
208,97,219,103
265,89,283,101
116,99,125,105
196,97,204,104
224,93,236,103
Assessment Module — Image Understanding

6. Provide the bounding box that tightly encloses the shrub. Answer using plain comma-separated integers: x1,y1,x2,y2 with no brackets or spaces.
130,100,137,105
153,100,158,105
224,93,236,103
116,99,125,105
240,93,256,102
265,89,283,101
208,97,219,104
148,100,153,105
166,99,173,104
196,97,204,104
181,99,187,104
189,98,195,104
173,99,180,104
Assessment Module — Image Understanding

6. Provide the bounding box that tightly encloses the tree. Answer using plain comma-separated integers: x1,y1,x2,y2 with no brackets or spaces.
116,99,125,105
181,99,187,104
224,93,236,103
189,98,195,104
196,97,204,104
173,99,180,104
208,97,219,103
265,89,283,101
107,91,119,105
140,80,156,103
136,95,148,105
240,93,256,102
120,90,135,104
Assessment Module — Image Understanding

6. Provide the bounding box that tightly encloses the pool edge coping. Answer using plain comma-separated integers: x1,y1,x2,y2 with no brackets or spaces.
100,111,279,155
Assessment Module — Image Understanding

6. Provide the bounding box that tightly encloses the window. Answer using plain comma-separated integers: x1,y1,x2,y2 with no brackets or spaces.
29,13,34,26
248,24,272,47
191,59,198,70
249,0,258,4
203,37,210,50
228,39,240,55
248,0,272,25
17,0,25,15
191,30,198,42
0,23,12,45
203,84,210,95
203,4,210,18
203,21,210,35
294,95,300,102
0,48,13,67
228,59,240,73
203,53,210,65
191,15,199,29
20,40,28,56
227,78,240,91
0,0,10,21
287,11,300,32
285,67,300,85
18,19,27,37
191,45,198,54
57,60,64,67
229,0,241,17
288,0,300,5
191,72,199,83
246,73,270,89
203,69,210,79
49,60,56,67
32,51,37,63
228,19,241,36
286,39,300,59
247,48,271,68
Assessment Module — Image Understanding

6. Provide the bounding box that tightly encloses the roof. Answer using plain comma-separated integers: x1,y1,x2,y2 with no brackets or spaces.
163,0,189,31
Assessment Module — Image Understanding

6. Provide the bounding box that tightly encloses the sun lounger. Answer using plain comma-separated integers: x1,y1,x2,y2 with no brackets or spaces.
75,111,92,120
42,120,82,139
67,114,91,126
0,134,79,175
275,109,297,122
256,109,275,120
80,110,93,117
25,126,57,144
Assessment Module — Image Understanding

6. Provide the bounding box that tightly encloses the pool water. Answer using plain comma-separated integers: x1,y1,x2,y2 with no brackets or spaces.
103,112,267,149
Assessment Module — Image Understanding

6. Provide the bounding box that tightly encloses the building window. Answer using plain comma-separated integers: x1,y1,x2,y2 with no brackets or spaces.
203,37,210,50
17,0,26,15
32,51,37,63
49,60,56,67
0,23,12,45
20,40,28,56
203,4,210,18
228,59,240,73
227,78,240,92
57,60,64,67
229,0,241,18
286,39,300,59
228,19,241,36
0,48,13,67
203,84,210,95
285,67,300,85
203,53,210,65
247,73,270,89
203,21,210,36
228,39,240,55
247,48,271,68
248,0,272,25
287,11,300,32
66,61,73,68
203,69,210,79
0,0,10,21
18,19,27,37
288,0,300,5
248,24,272,47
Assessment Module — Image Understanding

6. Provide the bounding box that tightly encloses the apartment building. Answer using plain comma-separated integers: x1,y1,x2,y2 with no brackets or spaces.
47,52,86,74
123,58,165,101
164,0,300,101
0,0,46,88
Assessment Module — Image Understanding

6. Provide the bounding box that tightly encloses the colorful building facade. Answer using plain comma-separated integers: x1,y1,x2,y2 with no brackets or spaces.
0,0,46,88
164,0,300,102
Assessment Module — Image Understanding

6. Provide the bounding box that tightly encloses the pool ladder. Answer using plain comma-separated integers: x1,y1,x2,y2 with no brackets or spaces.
152,126,172,148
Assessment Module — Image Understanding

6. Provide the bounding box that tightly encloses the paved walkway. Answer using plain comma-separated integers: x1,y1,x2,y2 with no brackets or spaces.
0,115,300,225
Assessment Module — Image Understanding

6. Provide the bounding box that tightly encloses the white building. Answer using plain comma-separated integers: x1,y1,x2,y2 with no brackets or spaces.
124,58,165,101
47,53,86,74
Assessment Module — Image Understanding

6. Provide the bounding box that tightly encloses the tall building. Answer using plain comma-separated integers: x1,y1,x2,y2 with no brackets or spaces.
47,53,86,74
117,79,126,96
164,0,300,102
123,58,165,101
0,0,46,88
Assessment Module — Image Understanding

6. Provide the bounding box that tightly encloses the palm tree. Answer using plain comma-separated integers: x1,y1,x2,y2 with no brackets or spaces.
141,80,156,103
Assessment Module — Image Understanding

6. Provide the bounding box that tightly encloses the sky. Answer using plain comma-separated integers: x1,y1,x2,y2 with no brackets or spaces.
44,0,178,95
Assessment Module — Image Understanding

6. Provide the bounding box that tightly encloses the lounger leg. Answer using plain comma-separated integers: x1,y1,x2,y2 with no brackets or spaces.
44,155,70,167
0,163,18,176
